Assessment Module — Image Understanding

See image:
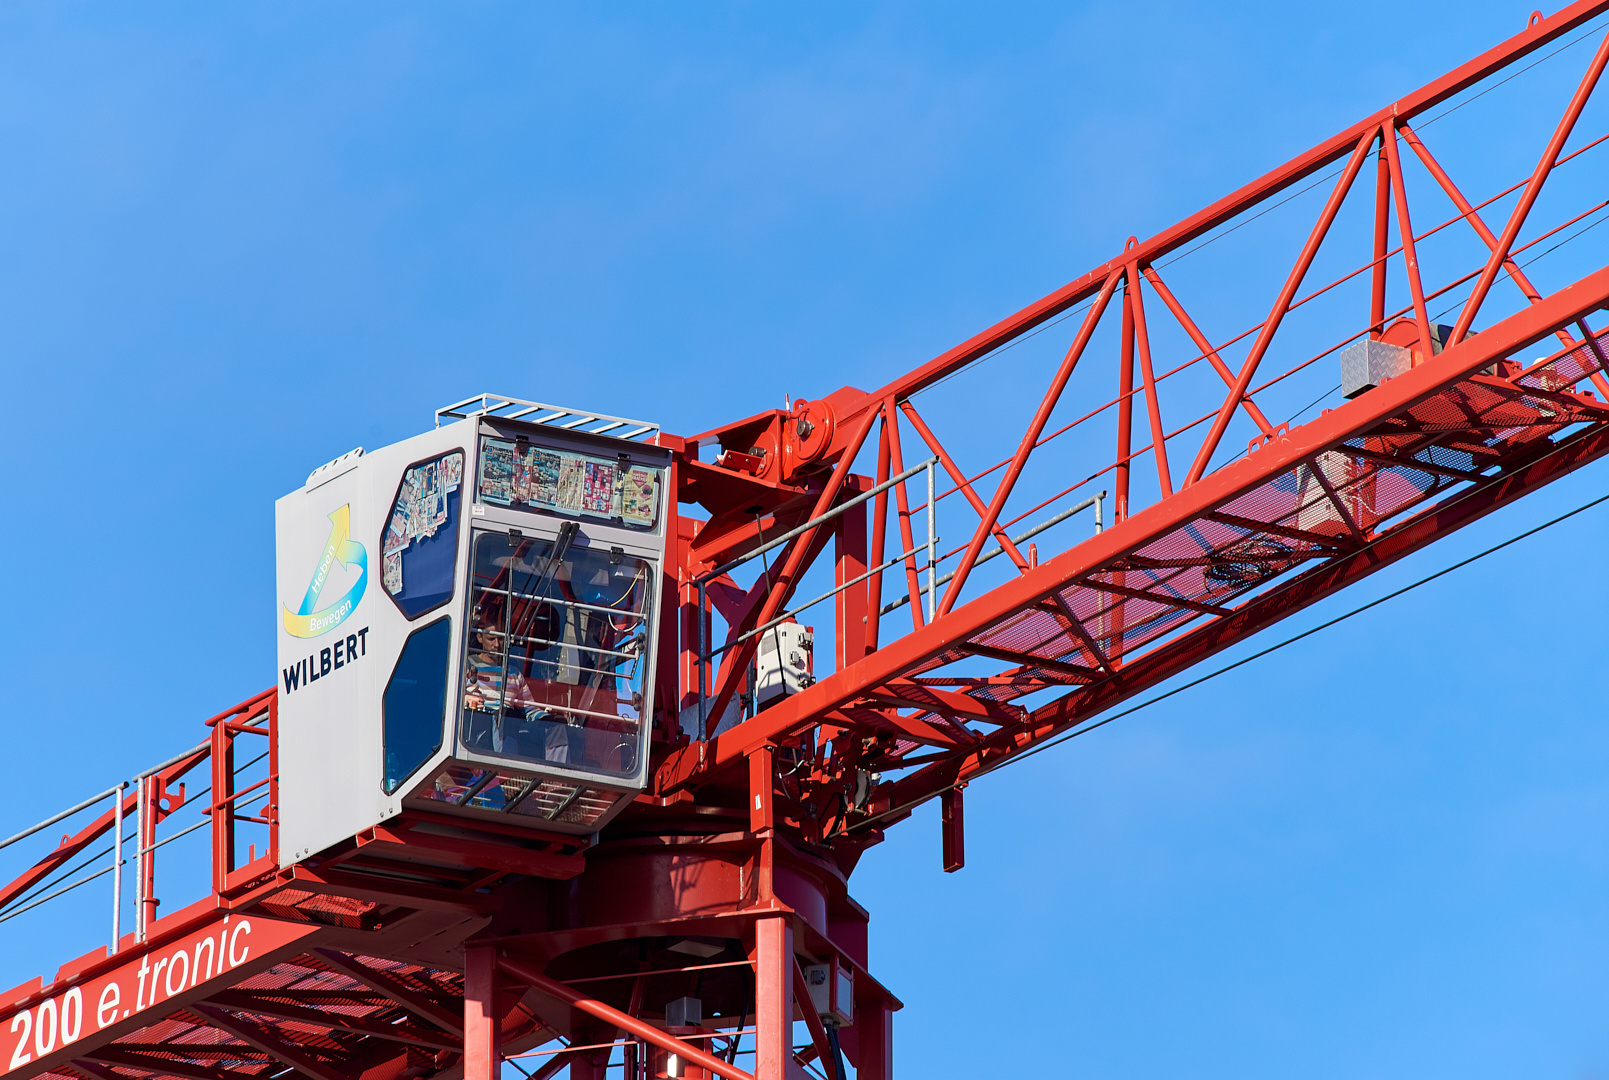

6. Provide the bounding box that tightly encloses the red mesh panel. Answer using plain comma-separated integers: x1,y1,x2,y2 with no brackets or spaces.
96,1011,275,1077
59,955,467,1080
344,954,464,1002
948,358,1603,720
1518,327,1609,390
255,888,381,930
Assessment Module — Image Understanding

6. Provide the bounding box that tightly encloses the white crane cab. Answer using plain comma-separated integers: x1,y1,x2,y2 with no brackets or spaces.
273,398,670,865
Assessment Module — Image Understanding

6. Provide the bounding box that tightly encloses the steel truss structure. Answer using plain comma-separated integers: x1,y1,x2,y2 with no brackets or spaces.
5,4,1609,1078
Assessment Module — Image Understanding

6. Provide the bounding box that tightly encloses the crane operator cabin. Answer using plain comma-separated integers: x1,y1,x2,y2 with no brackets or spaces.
274,400,671,864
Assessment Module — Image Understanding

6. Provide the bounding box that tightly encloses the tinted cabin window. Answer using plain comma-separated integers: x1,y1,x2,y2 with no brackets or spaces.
382,451,466,619
460,532,651,778
383,618,452,793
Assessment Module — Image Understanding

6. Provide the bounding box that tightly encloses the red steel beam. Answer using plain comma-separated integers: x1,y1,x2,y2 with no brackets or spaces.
791,960,836,1072
201,992,460,1051
1382,122,1434,352
865,416,894,653
750,915,791,1080
1399,123,1555,313
312,951,465,1036
80,1049,258,1080
656,261,1609,791
956,641,1099,678
902,415,1609,808
191,1005,351,1080
1141,266,1275,437
940,271,1121,614
884,398,926,630
463,946,499,1080
855,0,1609,411
1128,266,1174,497
1372,143,1391,334
498,957,755,1080
1184,130,1375,485
1451,24,1609,345
0,748,206,914
900,400,1029,572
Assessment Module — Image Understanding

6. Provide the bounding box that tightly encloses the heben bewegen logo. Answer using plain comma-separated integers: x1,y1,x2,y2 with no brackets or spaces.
281,504,371,696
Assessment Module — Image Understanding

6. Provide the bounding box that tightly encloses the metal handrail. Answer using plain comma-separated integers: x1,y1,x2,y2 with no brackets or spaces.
709,537,941,657
0,788,121,853
0,862,118,926
880,491,1107,615
436,393,661,442
471,584,651,621
0,711,275,957
698,458,938,584
694,458,940,731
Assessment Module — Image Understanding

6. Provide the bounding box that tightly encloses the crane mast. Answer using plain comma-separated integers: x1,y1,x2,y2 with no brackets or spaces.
4,4,1609,1078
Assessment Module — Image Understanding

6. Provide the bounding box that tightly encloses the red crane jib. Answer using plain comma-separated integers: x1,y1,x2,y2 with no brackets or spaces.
6,4,1609,1079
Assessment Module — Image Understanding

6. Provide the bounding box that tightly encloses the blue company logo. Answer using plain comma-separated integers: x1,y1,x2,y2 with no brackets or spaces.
282,505,367,639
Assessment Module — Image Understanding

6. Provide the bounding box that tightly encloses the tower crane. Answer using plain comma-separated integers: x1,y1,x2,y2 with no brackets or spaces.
3,4,1609,1078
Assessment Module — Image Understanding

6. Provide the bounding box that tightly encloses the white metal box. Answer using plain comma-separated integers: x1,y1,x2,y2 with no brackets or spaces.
803,959,853,1026
1339,339,1412,399
274,399,671,866
664,996,701,1028
754,621,813,710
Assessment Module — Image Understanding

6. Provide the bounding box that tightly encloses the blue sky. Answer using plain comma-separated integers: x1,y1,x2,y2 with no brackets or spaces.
0,2,1606,1077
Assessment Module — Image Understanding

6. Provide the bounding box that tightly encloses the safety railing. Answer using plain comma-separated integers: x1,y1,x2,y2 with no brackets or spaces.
0,690,277,963
878,490,1106,616
688,460,1116,734
435,393,662,442
692,458,940,733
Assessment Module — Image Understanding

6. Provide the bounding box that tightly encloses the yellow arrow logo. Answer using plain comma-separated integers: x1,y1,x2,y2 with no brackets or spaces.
282,504,368,639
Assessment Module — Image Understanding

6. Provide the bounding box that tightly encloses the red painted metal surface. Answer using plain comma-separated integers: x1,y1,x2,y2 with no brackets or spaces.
5,4,1609,1077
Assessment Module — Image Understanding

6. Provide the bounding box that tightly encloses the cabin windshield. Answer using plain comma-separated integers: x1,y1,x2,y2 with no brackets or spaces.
458,530,651,780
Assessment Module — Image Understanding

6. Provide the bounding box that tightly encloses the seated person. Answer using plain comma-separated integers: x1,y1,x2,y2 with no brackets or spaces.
462,628,513,751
